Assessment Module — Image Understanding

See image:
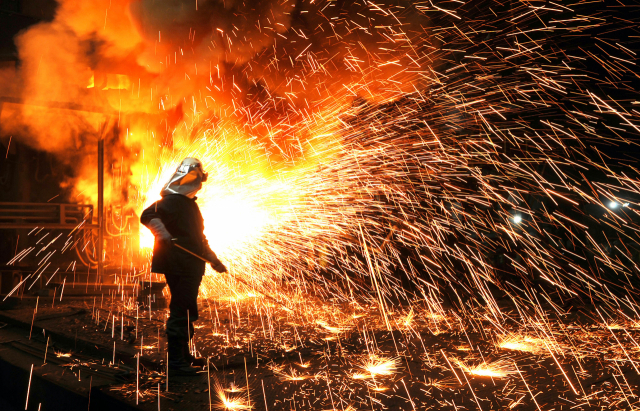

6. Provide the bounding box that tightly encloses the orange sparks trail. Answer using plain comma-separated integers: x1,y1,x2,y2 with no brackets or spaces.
3,0,640,410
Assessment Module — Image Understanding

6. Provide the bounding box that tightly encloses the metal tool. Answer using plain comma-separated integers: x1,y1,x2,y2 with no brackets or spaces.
170,239,292,312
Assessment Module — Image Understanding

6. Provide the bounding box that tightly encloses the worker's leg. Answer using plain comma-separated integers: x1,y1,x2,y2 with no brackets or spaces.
165,274,202,339
164,273,203,373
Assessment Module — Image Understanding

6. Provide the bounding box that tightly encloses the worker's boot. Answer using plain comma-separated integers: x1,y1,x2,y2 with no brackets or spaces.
167,337,199,376
183,340,207,367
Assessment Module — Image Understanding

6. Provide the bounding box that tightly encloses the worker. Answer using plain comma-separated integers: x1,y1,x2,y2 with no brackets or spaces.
140,157,227,376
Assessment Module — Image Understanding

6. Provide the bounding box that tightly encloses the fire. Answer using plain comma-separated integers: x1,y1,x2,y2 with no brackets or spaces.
87,73,131,90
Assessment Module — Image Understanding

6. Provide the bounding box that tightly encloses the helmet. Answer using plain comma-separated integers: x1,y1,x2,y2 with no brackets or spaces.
160,158,208,198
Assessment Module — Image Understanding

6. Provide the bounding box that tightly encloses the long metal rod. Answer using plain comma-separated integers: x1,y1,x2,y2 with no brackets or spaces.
97,137,104,280
0,96,117,115
170,239,291,312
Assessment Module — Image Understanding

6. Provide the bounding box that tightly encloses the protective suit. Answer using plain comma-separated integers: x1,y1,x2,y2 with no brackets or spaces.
140,158,226,376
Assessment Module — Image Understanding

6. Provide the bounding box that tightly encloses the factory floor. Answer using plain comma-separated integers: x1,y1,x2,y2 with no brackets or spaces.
0,292,639,410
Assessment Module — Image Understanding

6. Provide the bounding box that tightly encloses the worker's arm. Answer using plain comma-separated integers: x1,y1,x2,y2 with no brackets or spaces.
202,238,227,273
140,202,173,245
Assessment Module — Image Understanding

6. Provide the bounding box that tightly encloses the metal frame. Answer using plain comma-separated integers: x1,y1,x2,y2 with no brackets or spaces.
0,96,115,278
0,202,98,229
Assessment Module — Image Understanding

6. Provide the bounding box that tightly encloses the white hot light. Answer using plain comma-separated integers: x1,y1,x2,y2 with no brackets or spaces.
513,215,522,223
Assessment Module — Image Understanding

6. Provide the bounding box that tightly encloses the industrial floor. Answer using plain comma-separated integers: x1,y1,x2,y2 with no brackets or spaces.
0,292,639,411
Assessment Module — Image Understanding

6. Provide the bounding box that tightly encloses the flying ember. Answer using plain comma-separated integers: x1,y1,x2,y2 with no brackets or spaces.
2,0,640,410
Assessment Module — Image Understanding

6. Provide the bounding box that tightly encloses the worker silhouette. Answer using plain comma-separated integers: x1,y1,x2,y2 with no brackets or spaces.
141,158,227,376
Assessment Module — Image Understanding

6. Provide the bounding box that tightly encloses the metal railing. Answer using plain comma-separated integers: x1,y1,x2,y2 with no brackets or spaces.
0,202,98,230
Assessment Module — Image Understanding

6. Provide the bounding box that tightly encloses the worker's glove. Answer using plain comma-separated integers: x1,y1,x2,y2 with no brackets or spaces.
147,218,172,245
204,250,227,273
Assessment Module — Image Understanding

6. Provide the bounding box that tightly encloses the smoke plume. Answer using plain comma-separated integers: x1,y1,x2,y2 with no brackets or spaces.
0,0,430,207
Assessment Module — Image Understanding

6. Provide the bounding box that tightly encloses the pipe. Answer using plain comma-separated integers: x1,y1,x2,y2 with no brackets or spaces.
0,96,118,115
97,136,104,280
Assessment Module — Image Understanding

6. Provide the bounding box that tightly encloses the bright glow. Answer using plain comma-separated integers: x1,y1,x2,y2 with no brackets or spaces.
499,336,547,354
200,190,273,255
456,359,515,378
217,395,251,411
400,308,414,327
513,215,522,223
316,320,351,334
216,383,251,410
467,364,510,378
138,164,178,250
276,367,310,381
357,355,399,378
223,383,245,393
138,149,286,255
139,228,155,250
609,201,618,209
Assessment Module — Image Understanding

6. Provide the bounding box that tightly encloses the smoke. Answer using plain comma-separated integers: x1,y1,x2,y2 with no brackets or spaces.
0,0,431,206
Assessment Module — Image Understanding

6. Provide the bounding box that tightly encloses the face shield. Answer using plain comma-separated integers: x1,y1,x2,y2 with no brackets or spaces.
160,158,208,198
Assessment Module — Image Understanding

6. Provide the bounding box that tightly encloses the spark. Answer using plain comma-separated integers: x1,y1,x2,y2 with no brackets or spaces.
216,383,252,411
276,367,311,381
455,359,516,378
498,336,550,355
9,1,640,410
356,355,400,379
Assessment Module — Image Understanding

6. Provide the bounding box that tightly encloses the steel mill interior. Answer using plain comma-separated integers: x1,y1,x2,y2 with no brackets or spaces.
1,0,640,410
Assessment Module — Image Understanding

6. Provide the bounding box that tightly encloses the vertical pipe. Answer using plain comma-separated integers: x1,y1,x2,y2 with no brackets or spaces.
98,135,104,282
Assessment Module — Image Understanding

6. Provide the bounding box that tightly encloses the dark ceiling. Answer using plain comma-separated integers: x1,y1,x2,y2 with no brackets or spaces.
0,0,57,61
